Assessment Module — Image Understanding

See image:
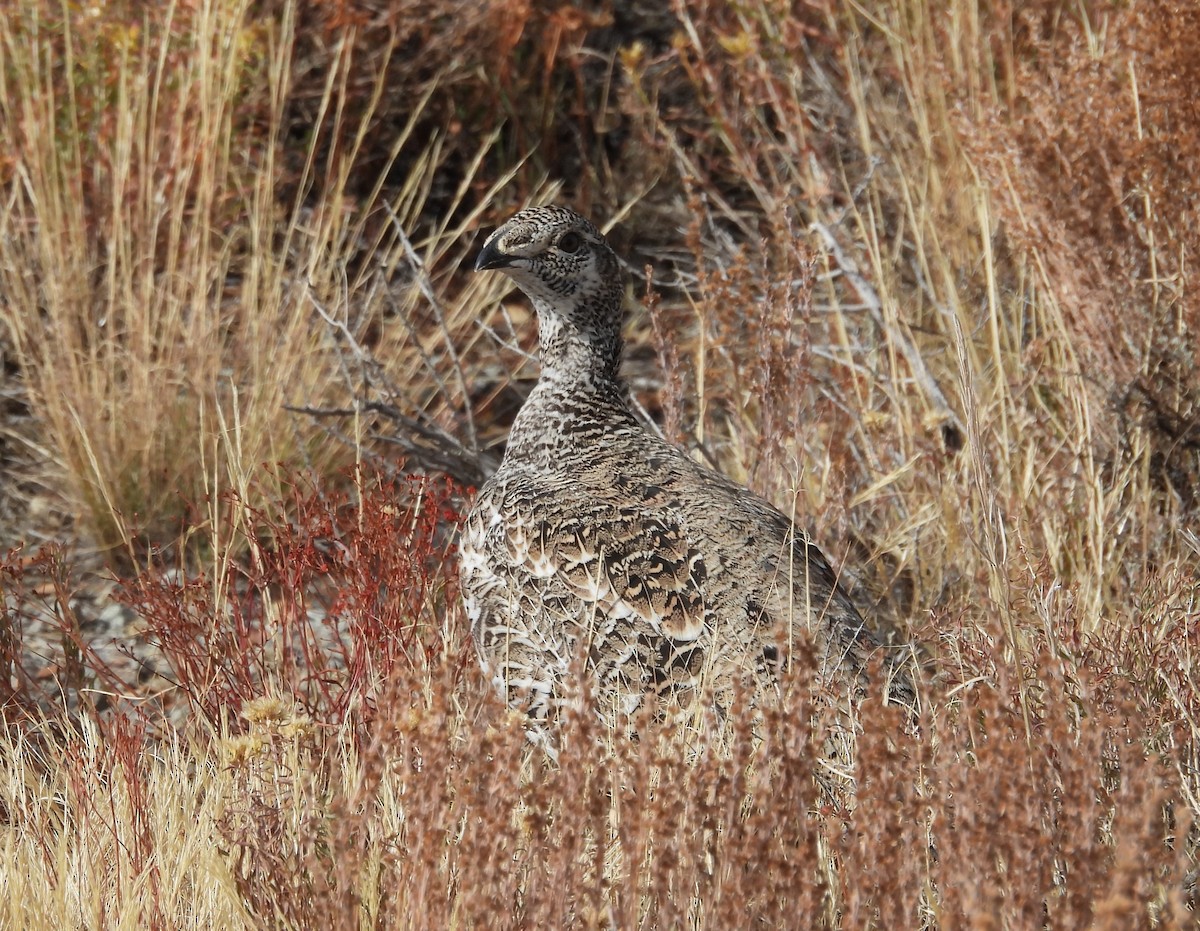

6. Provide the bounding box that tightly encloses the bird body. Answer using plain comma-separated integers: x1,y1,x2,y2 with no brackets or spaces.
461,206,913,733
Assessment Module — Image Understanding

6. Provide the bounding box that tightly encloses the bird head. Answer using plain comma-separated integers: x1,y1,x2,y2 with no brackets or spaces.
474,205,625,381
475,205,622,314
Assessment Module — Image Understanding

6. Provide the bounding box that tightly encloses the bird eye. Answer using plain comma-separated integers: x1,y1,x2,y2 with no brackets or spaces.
558,231,584,254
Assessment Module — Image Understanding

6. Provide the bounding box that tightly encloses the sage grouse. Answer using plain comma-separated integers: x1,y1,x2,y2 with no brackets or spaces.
461,205,914,738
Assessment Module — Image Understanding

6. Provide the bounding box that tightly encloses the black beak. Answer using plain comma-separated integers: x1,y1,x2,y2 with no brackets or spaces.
474,236,512,272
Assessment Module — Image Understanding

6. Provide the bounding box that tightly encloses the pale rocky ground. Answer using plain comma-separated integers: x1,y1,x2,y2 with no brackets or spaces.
0,412,181,720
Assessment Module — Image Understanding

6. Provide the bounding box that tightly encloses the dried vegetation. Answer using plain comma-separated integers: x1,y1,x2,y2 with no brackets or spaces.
0,0,1197,927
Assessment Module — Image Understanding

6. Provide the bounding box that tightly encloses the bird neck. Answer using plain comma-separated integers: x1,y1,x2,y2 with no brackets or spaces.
508,350,638,464
532,297,624,393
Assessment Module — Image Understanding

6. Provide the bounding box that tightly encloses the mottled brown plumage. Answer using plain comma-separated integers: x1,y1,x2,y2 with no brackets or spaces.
461,205,914,737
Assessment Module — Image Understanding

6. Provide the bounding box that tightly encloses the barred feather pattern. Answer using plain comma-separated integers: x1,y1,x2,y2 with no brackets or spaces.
461,206,915,736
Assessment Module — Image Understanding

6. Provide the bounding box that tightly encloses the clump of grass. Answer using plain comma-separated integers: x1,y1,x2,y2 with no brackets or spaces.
0,2,333,555
0,1,518,561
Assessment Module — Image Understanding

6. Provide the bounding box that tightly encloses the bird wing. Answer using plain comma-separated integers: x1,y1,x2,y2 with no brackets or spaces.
479,476,710,643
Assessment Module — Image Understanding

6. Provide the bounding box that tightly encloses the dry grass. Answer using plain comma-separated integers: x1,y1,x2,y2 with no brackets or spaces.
0,0,1197,927
0,0,516,557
